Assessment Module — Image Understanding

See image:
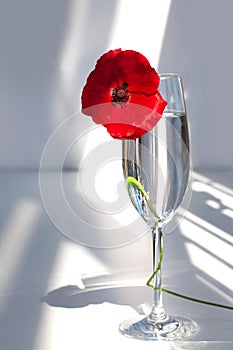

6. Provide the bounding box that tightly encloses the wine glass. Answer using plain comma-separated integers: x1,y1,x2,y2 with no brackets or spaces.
119,74,197,340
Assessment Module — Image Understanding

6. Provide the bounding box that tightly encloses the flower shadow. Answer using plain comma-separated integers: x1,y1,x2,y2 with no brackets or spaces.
42,282,153,315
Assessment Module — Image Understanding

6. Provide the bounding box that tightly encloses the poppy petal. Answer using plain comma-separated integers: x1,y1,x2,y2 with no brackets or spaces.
81,49,167,139
111,50,160,94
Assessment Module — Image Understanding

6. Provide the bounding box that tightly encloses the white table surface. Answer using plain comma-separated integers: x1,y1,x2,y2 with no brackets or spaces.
0,170,232,350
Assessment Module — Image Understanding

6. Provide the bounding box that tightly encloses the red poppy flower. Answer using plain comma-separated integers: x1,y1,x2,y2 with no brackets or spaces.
81,49,167,139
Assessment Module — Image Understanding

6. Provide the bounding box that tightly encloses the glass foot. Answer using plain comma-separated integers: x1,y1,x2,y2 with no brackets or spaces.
119,315,198,340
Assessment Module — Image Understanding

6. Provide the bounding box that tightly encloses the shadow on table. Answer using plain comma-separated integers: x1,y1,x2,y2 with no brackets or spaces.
42,283,153,315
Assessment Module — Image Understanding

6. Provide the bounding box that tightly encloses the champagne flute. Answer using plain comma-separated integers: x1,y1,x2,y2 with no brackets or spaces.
119,74,197,340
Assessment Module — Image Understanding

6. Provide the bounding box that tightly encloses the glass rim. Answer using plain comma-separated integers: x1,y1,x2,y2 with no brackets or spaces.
159,73,182,79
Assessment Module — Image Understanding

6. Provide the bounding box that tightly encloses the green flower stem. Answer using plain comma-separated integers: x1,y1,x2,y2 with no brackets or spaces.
126,176,159,219
146,234,233,310
125,176,233,311
159,288,233,310
146,235,233,310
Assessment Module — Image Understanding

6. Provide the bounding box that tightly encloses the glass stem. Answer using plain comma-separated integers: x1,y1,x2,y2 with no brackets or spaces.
149,224,167,322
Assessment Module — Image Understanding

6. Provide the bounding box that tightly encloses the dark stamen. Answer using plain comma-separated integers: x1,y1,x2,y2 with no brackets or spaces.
122,81,128,89
112,82,130,108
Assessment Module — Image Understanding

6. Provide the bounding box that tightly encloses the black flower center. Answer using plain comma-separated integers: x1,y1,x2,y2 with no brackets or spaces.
112,82,129,107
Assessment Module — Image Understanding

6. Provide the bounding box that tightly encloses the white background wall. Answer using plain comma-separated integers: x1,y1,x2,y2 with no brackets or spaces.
0,0,233,170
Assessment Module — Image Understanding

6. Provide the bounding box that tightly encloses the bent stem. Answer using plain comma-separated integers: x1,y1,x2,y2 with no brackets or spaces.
126,176,159,219
146,225,233,311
